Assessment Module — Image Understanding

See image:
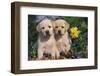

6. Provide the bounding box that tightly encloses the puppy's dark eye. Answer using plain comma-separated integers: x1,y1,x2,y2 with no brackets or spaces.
62,26,64,28
42,27,45,29
55,26,58,28
48,26,51,28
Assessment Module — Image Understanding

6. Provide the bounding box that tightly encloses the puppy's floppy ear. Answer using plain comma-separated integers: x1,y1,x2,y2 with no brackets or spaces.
36,23,40,32
64,21,69,30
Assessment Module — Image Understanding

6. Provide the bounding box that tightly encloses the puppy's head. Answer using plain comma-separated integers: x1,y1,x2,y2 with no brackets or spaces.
54,19,69,36
36,19,54,37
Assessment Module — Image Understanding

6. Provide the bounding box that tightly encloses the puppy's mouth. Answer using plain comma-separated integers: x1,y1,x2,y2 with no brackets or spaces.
45,31,51,36
58,30,63,35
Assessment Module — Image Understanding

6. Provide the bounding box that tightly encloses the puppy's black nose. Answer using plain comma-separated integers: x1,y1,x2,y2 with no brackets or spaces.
58,30,61,34
46,30,49,35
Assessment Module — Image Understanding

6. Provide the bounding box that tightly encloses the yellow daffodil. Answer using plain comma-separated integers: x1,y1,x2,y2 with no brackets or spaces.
70,27,80,39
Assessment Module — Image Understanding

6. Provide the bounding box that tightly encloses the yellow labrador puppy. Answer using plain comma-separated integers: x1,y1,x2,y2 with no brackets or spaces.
54,19,71,58
37,19,60,60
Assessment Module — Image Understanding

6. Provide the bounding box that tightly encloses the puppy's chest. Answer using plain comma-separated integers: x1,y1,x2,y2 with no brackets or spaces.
40,38,54,48
56,38,68,47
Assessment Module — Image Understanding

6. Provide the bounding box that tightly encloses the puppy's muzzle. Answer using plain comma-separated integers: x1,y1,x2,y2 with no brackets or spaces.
58,30,61,35
45,30,50,36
